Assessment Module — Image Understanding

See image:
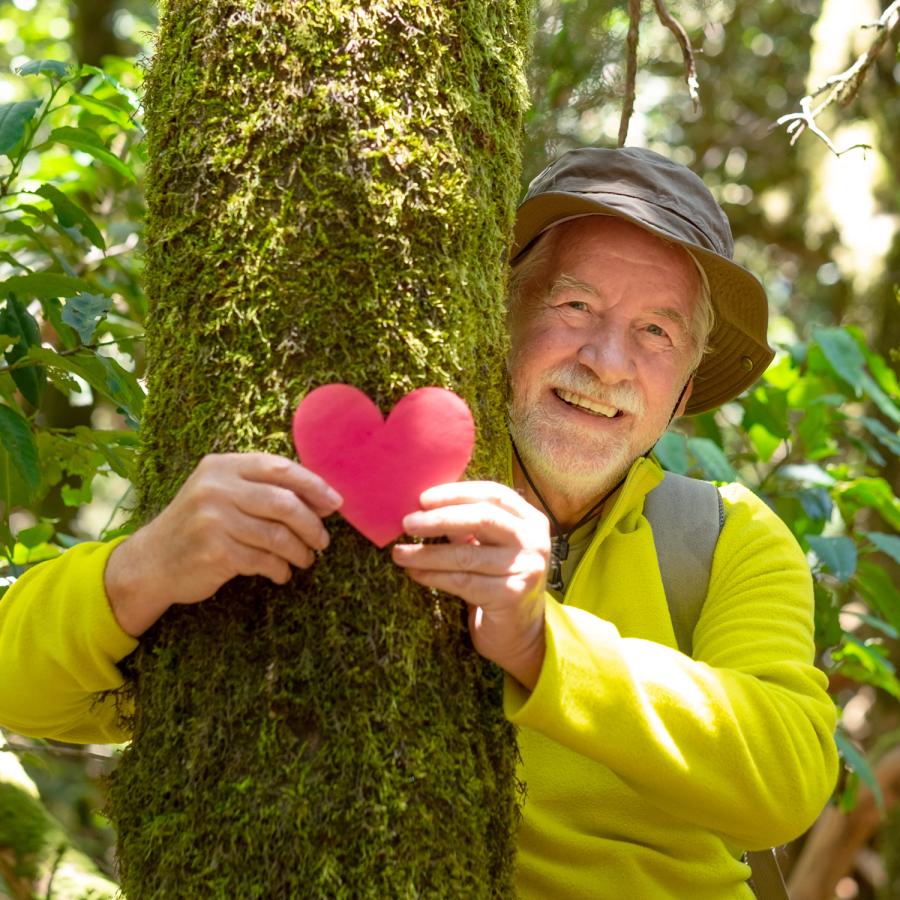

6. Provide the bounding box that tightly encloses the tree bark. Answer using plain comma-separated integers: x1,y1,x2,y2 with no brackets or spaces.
106,1,532,896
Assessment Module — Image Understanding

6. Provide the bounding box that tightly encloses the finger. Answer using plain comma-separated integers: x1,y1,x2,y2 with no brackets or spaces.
232,482,331,552
403,502,522,545
392,540,520,576
235,453,343,516
225,509,317,570
403,567,520,606
418,481,533,518
228,541,294,585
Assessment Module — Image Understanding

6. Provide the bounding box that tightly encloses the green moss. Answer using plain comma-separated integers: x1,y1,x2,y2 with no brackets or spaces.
0,782,49,881
107,1,533,897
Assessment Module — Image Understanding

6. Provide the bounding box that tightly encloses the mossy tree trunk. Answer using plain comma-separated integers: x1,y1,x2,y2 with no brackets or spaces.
106,1,532,896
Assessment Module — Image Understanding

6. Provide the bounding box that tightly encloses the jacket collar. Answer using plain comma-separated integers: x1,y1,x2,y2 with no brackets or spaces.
505,449,665,536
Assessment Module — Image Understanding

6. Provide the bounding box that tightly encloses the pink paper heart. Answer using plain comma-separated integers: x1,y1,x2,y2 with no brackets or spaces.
292,384,475,547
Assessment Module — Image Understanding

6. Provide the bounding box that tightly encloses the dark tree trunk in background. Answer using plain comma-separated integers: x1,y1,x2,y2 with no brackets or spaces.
69,0,121,65
107,1,532,896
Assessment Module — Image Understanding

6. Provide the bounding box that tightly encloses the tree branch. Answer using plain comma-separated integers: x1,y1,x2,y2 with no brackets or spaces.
777,0,900,155
618,0,642,147
652,0,699,109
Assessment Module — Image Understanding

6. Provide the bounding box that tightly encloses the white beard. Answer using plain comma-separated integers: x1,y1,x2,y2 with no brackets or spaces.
507,366,647,507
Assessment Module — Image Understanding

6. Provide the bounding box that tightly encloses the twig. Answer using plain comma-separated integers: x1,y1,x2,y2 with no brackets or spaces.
652,0,699,109
43,843,67,900
618,0,642,147
778,97,872,157
1,737,116,763
777,0,900,155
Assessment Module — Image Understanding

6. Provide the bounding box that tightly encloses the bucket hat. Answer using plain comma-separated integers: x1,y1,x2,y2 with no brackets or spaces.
511,146,774,414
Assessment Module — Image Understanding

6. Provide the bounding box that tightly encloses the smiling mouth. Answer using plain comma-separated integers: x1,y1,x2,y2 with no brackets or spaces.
555,388,622,418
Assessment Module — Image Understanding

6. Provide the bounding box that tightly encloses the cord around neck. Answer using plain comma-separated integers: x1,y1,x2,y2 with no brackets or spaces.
510,437,629,592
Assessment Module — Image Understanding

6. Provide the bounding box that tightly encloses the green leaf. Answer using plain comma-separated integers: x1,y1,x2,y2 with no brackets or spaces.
834,730,884,811
70,94,137,131
78,65,141,113
862,344,900,398
832,635,900,699
28,346,144,421
778,464,835,487
61,480,92,507
814,327,866,394
34,184,106,250
0,100,41,156
10,541,62,565
16,59,72,79
2,220,73,273
61,293,113,344
838,478,900,531
16,521,53,547
854,560,900,633
798,488,833,522
807,535,857,582
0,295,45,407
795,403,837,459
861,417,900,456
47,126,136,182
0,273,90,301
0,251,30,272
814,327,900,423
0,403,40,496
742,388,790,439
837,608,897,640
686,437,737,482
863,532,900,566
859,370,900,425
747,423,781,463
654,432,688,474
0,334,20,353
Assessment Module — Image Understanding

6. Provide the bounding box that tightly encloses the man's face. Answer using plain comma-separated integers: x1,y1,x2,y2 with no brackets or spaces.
507,216,701,501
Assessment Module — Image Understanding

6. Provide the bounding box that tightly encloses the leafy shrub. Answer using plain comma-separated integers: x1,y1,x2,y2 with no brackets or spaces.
657,323,900,803
0,58,145,580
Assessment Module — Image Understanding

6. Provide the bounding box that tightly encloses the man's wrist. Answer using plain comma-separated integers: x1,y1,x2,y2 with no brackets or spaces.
497,596,547,691
104,531,170,638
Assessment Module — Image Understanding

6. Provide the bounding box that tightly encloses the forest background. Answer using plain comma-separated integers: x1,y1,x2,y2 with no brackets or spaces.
0,0,898,898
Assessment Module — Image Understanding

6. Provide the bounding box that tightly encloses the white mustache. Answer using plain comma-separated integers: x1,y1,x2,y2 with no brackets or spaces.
549,369,645,417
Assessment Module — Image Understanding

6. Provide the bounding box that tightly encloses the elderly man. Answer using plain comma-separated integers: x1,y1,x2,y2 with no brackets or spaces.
0,148,836,898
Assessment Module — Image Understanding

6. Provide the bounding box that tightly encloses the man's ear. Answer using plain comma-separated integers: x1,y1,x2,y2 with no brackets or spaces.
674,376,694,418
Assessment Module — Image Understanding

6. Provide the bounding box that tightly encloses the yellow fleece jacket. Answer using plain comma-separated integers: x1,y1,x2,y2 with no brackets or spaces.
507,458,838,898
0,458,837,898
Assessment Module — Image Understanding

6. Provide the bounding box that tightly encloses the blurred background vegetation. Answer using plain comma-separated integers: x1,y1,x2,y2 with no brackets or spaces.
0,1,898,897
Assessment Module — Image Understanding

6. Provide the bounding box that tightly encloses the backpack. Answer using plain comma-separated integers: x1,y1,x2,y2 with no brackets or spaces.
644,472,789,900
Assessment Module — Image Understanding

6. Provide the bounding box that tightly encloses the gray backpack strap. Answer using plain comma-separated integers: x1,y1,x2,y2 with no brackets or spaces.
643,472,724,656
645,474,788,900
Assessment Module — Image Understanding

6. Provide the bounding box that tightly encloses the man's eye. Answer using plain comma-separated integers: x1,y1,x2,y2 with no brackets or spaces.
646,323,668,338
563,300,589,311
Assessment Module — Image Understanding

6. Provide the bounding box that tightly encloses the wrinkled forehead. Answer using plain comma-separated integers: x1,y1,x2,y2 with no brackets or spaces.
552,215,699,275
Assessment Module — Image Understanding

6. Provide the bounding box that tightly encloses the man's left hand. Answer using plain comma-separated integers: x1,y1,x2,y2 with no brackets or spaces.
391,482,551,690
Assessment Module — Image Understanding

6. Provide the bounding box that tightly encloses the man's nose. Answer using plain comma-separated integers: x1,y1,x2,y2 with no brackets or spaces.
576,328,635,384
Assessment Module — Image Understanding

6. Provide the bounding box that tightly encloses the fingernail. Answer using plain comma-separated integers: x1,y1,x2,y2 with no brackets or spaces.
326,487,343,507
319,530,330,550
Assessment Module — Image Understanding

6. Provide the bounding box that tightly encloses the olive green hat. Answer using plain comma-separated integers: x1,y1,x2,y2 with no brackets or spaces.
511,146,774,414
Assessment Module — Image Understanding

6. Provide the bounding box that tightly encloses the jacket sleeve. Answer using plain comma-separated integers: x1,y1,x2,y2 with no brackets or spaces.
504,484,839,850
0,539,137,744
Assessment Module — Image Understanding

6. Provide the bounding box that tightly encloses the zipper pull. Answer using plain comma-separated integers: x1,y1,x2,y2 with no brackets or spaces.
548,535,569,592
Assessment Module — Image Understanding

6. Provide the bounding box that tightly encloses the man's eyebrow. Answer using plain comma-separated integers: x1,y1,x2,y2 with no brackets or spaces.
650,306,691,337
547,274,600,298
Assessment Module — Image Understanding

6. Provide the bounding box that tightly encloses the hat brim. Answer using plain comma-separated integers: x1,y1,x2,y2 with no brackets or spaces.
512,193,774,415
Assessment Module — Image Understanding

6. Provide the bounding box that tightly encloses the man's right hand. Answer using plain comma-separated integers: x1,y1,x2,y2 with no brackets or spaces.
104,453,343,637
